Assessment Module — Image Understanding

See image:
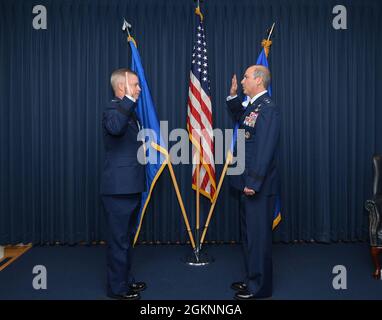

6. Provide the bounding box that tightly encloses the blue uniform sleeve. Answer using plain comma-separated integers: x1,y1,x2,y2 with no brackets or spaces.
226,96,245,121
245,105,280,192
102,97,137,136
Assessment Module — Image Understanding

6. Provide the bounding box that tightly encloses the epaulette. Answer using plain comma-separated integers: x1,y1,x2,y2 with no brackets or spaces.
261,96,276,108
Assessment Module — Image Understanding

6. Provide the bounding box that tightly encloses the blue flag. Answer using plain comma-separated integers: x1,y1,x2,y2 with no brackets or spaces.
255,49,272,96
256,48,281,229
129,40,169,244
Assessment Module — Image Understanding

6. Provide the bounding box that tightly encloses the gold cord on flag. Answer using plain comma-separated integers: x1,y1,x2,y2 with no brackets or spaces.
127,35,137,48
261,39,272,58
195,6,204,21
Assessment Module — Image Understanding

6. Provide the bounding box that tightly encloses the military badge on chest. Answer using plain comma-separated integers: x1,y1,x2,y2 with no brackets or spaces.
243,105,261,128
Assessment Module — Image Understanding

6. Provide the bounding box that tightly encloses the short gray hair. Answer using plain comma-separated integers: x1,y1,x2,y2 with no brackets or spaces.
253,65,271,89
110,68,137,91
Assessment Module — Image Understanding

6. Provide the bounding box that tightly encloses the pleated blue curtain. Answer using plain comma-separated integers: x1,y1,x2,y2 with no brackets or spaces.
0,0,381,244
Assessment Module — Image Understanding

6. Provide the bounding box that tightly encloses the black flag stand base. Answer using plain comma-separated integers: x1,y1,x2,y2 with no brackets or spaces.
182,229,214,266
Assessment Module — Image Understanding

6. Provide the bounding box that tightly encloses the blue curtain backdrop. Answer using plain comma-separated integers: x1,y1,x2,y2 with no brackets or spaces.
1,0,381,244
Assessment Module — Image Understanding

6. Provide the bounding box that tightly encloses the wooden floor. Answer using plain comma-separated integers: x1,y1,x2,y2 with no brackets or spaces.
0,245,32,272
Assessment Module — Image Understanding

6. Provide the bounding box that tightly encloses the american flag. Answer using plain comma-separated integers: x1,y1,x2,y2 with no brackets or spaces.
186,17,216,201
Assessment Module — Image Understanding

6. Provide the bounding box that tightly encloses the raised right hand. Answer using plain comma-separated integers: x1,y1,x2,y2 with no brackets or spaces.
230,74,238,96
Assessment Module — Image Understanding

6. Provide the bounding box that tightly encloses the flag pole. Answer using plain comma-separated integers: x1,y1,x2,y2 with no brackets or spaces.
166,159,197,250
192,1,209,261
195,0,203,257
200,23,275,247
183,2,215,264
122,19,137,47
195,154,201,256
262,22,275,58
267,22,275,41
200,151,232,245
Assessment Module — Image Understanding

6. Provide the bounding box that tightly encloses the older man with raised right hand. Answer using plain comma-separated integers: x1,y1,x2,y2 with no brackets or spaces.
226,65,281,300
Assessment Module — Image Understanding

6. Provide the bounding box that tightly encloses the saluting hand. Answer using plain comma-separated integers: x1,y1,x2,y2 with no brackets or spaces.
125,72,133,97
230,74,238,97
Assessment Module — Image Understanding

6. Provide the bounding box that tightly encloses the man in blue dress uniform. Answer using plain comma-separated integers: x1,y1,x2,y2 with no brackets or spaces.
226,65,280,299
101,68,147,300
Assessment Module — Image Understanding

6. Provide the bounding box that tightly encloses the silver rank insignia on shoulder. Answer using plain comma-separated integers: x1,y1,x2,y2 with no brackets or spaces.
245,131,251,139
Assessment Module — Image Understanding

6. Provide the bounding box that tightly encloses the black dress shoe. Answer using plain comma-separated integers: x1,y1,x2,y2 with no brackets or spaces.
107,290,140,300
234,290,256,300
231,281,247,291
129,282,147,292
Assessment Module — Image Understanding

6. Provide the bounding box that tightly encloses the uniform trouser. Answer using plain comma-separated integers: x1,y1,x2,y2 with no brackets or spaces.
102,193,141,295
240,193,275,298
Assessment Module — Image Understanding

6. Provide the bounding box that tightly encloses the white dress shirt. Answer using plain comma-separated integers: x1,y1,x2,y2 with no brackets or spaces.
227,90,268,107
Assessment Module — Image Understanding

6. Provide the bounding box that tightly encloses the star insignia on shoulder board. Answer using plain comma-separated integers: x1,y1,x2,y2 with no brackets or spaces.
264,98,271,104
